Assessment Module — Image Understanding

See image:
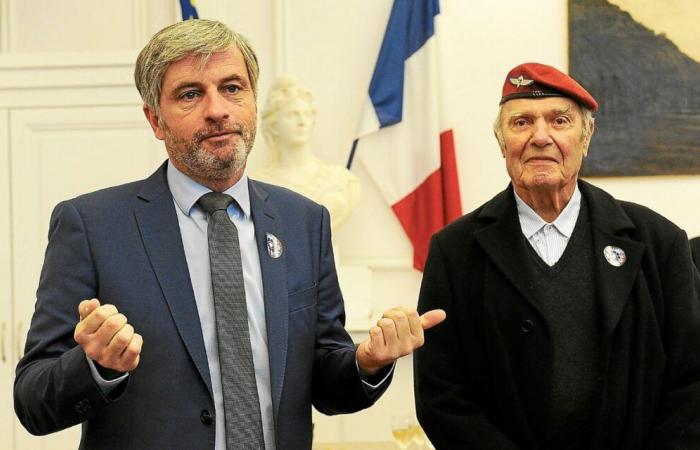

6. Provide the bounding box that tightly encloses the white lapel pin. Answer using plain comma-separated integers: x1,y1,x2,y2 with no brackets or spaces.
266,233,283,258
603,245,626,267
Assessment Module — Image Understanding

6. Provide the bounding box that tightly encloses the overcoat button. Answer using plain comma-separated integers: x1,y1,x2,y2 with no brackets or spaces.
200,409,213,425
73,399,92,415
521,320,535,333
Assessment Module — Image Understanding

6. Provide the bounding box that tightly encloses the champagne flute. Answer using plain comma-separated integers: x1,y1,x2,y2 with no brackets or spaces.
420,427,436,450
410,422,426,448
391,416,413,449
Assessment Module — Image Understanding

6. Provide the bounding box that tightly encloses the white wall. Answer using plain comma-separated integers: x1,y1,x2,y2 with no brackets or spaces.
2,0,699,447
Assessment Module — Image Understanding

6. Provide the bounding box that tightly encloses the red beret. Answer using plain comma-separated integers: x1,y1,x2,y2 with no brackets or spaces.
500,62,598,111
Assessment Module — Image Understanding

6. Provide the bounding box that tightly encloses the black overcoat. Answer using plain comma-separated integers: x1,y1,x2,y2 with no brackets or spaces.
415,180,700,450
690,237,700,268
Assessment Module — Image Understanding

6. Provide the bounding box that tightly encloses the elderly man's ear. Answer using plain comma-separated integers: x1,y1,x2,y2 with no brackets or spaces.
582,118,596,157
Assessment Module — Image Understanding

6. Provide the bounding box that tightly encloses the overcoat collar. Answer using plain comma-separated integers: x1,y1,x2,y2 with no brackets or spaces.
475,179,644,336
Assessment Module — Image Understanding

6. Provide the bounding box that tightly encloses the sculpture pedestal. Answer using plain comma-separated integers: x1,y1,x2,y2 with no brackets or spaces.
336,265,373,332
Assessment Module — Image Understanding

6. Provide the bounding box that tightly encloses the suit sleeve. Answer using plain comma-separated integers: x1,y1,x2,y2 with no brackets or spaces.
14,201,124,436
311,206,392,414
414,235,520,450
645,230,700,449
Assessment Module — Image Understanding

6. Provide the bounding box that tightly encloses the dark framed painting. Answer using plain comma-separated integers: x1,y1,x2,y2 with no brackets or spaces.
569,0,700,176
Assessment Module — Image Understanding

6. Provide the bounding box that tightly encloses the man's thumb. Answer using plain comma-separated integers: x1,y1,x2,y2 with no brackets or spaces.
420,309,446,330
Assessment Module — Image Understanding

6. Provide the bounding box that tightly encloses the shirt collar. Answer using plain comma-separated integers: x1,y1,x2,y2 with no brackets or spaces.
166,160,251,218
514,184,581,239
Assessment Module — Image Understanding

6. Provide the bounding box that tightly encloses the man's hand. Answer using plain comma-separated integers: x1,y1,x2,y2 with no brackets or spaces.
74,298,143,373
356,306,446,375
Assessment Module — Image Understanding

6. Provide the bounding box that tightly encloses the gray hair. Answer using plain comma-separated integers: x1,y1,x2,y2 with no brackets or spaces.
493,102,595,149
134,19,259,115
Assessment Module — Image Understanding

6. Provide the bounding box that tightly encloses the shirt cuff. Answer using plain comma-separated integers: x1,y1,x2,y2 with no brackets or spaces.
86,355,129,395
356,360,395,390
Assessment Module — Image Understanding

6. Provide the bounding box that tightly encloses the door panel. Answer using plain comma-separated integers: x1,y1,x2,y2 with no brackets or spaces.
10,105,163,449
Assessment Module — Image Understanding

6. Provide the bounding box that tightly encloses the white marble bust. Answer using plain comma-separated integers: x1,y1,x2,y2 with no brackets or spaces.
254,76,360,231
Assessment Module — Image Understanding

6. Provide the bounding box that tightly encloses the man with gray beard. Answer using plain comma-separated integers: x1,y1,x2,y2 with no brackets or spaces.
14,19,445,450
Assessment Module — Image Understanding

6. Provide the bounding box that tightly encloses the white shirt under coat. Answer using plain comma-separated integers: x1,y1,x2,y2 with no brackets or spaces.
168,162,275,450
515,185,582,266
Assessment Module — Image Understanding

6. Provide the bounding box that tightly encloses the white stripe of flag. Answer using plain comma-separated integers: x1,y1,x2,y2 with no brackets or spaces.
348,0,462,271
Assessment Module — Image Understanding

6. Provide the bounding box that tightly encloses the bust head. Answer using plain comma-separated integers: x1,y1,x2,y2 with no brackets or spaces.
261,76,317,157
254,76,361,232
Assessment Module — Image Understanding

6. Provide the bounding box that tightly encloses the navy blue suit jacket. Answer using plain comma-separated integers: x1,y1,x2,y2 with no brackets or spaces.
14,163,388,449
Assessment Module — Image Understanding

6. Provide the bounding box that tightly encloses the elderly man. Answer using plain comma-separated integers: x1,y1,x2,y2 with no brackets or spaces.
14,19,444,450
414,62,700,449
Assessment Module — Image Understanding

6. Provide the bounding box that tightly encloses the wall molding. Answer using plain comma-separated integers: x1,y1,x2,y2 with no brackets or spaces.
0,50,137,70
0,0,9,53
132,0,150,49
273,0,287,75
3,0,155,53
0,51,141,108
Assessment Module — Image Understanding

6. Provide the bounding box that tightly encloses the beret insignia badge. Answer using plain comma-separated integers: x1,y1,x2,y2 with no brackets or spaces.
509,75,534,88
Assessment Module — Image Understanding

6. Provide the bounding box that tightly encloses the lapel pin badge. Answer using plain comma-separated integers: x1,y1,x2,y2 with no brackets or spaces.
603,245,626,267
266,233,283,259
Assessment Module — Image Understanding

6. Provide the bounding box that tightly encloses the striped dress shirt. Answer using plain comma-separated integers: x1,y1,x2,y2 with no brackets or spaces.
514,186,582,267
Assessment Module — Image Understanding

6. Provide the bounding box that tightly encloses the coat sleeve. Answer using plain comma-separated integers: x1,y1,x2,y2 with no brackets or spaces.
645,231,700,449
414,235,520,450
14,201,123,435
311,206,392,414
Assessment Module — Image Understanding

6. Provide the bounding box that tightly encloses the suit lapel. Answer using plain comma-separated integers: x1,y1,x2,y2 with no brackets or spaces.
134,163,213,395
249,180,288,421
474,187,543,312
581,181,644,336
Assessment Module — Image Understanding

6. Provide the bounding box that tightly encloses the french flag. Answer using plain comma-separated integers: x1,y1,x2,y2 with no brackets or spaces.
347,0,462,271
178,0,199,19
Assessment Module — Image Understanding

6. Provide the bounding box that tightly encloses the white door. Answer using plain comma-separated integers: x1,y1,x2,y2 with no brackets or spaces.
10,105,164,449
1,109,15,449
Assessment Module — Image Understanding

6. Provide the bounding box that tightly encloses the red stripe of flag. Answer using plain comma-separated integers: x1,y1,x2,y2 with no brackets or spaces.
391,129,462,270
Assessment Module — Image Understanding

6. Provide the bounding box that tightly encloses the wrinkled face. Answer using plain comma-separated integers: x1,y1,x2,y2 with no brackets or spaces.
144,47,257,185
273,97,314,148
498,97,592,196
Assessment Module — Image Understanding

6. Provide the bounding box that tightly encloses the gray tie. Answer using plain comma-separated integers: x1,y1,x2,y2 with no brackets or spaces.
198,192,265,449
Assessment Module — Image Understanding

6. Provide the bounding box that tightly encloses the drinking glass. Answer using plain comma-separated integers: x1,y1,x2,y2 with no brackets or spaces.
410,423,427,448
391,415,413,449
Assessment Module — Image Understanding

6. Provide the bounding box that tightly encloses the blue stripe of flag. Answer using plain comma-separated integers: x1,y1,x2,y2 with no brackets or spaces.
179,0,199,20
368,0,439,128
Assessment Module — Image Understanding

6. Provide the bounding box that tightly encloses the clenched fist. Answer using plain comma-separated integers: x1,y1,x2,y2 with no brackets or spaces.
74,299,143,373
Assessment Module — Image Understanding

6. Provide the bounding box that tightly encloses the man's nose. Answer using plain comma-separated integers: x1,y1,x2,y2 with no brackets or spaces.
204,92,230,121
531,119,553,147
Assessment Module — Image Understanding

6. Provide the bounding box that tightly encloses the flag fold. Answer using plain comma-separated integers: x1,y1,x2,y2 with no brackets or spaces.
350,0,462,271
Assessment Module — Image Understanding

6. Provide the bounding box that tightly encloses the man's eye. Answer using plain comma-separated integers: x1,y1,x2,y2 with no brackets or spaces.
554,116,570,126
225,85,240,94
513,119,528,128
180,91,199,100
